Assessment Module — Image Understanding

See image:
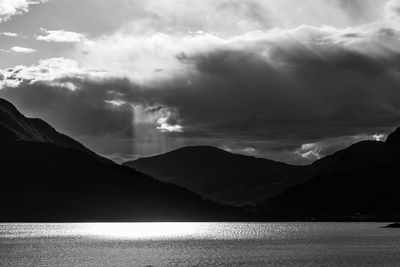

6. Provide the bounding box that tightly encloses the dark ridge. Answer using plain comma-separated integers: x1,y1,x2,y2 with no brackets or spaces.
385,126,400,147
383,222,400,228
0,98,111,164
264,126,400,221
0,98,265,222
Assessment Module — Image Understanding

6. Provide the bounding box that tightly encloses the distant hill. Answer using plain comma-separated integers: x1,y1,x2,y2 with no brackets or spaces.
124,146,307,205
124,127,400,221
265,127,400,221
0,98,258,222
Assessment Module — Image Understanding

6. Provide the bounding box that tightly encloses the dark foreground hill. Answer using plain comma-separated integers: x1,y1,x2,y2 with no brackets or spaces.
0,98,261,222
265,127,400,221
124,146,306,205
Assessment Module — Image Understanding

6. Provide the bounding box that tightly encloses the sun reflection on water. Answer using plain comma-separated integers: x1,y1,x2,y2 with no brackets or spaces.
0,222,294,240
79,222,293,240
85,223,204,239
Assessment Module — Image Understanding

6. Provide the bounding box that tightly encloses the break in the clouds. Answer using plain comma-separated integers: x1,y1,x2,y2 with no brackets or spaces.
1,0,400,164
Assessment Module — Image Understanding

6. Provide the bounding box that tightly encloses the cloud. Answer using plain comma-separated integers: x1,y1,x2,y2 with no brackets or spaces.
0,0,50,22
295,133,389,161
0,57,115,86
385,0,400,23
9,46,36,53
75,1,400,84
0,32,19,37
111,0,386,37
222,146,257,156
72,1,400,161
0,58,79,84
3,37,400,163
0,58,183,140
36,28,87,43
157,117,183,133
2,0,400,163
0,75,135,139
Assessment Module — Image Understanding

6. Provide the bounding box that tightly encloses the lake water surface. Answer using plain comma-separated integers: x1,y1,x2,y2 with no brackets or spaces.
1,223,400,266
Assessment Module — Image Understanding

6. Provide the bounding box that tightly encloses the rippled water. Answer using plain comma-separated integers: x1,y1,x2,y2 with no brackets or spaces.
1,223,400,266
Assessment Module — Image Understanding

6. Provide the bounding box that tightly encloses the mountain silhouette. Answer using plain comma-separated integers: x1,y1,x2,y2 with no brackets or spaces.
0,98,258,222
0,98,110,163
124,146,307,205
265,127,400,221
125,127,400,221
3,96,400,221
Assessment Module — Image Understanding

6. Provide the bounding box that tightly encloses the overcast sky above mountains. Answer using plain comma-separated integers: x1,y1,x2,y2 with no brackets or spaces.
0,0,400,164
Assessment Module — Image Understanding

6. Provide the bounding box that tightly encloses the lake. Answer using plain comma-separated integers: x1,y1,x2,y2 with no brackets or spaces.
1,223,400,266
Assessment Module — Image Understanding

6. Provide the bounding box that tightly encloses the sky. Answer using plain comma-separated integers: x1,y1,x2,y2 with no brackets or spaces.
0,0,400,164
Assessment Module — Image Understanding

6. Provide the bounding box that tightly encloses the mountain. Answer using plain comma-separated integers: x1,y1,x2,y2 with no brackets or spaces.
0,98,259,222
4,95,399,222
124,127,400,221
265,127,400,221
0,98,108,163
124,146,307,205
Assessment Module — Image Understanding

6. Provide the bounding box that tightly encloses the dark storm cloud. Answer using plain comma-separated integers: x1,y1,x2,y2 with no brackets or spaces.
0,77,135,138
2,33,400,163
173,46,400,135
148,36,400,163
3,0,400,163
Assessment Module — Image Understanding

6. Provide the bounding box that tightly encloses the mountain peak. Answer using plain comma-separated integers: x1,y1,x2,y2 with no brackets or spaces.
0,98,19,113
124,145,302,205
172,145,232,155
0,98,49,142
0,98,109,163
385,126,400,147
